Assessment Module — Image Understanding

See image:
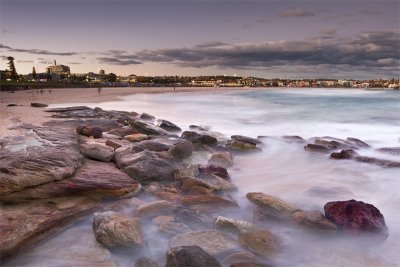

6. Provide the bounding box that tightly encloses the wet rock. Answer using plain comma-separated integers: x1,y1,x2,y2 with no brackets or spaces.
103,197,145,214
170,231,237,256
231,263,273,267
180,177,219,195
76,125,103,138
376,147,400,155
346,137,370,148
93,211,143,248
246,193,300,220
226,139,258,152
46,106,91,113
198,164,230,180
2,224,117,267
105,139,123,150
290,211,337,232
282,135,305,143
0,160,141,203
136,200,176,218
0,196,99,261
135,257,160,267
144,181,164,195
174,208,214,230
31,102,48,108
215,216,255,234
354,156,400,168
324,199,388,241
174,165,197,180
231,135,262,145
80,142,114,162
158,119,182,132
330,149,359,159
152,215,175,225
168,140,194,159
209,151,233,167
304,144,331,154
209,175,238,192
158,221,192,237
222,251,262,266
181,131,218,146
314,138,355,150
123,156,176,185
239,229,281,257
165,246,222,267
130,119,170,136
7,104,18,107
107,127,138,138
180,195,238,212
140,113,155,121
124,133,149,142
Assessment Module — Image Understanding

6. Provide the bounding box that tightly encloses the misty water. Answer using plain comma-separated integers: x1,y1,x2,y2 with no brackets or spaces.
7,88,400,266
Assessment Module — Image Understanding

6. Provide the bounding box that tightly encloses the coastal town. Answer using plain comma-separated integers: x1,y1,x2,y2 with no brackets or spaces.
1,57,399,90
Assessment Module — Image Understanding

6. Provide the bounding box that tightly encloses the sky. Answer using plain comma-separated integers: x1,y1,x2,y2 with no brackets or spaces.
0,0,399,79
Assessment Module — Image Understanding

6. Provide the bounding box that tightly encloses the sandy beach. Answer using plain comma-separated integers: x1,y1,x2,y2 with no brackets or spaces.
0,87,247,138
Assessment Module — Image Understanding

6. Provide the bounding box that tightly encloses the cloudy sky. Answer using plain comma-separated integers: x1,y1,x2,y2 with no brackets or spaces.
0,0,399,79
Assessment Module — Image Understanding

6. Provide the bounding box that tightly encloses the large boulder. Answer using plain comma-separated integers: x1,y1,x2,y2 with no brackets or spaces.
330,149,359,159
92,211,143,248
76,125,103,138
166,246,222,267
304,144,331,154
324,199,389,241
80,142,114,162
246,193,300,220
231,135,262,145
181,131,218,146
0,196,99,261
170,231,237,256
129,119,170,136
157,119,182,132
0,160,141,203
239,229,281,257
168,140,194,159
226,139,258,152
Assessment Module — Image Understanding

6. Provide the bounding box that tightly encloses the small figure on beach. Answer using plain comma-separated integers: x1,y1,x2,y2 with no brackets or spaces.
97,87,102,94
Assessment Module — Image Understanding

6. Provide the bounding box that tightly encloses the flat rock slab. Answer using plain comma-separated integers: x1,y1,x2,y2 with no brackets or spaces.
0,160,141,203
0,196,100,261
1,224,117,267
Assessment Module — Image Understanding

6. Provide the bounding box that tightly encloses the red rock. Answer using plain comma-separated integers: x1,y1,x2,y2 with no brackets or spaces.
324,199,388,241
198,164,230,180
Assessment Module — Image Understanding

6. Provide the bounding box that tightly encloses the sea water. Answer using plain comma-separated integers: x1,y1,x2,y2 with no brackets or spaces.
9,88,400,266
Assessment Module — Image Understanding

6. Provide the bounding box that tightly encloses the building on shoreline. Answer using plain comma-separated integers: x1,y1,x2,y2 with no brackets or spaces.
46,60,70,76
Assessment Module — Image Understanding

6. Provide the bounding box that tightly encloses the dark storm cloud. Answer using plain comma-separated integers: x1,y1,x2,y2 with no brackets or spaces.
279,8,315,17
134,30,399,74
0,44,78,56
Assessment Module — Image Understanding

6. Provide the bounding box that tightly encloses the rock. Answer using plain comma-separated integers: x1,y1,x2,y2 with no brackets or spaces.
246,193,300,220
222,251,262,266
180,177,219,195
239,229,281,257
2,224,117,267
158,222,192,237
168,140,194,159
76,125,103,138
124,156,176,185
198,164,230,180
282,135,305,143
107,127,138,138
304,144,331,154
174,165,197,180
140,113,155,121
80,142,114,162
231,263,272,267
181,131,218,146
31,102,48,107
314,138,355,150
354,156,400,168
135,257,160,267
7,104,17,107
0,196,99,261
136,200,176,218
180,195,238,212
165,246,222,267
290,211,337,232
174,208,214,230
92,211,143,248
130,119,170,136
231,135,262,144
103,197,145,213
324,199,388,241
330,149,359,159
124,133,149,142
144,182,164,195
158,119,182,132
376,147,400,155
215,216,255,234
0,160,141,203
152,215,175,226
170,231,237,256
105,139,123,150
346,137,370,148
208,175,238,192
209,151,233,167
226,139,258,152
